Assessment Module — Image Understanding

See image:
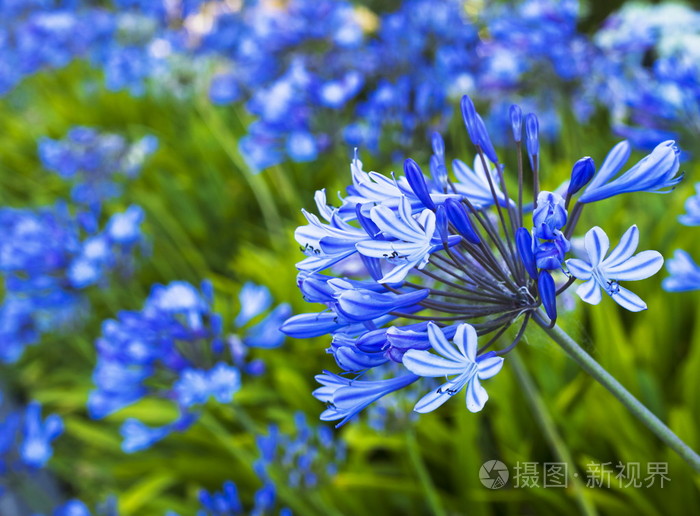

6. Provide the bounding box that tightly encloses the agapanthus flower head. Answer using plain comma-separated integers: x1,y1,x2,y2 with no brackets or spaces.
39,127,157,208
89,280,290,451
0,203,146,363
589,2,700,147
254,412,346,490
283,94,671,426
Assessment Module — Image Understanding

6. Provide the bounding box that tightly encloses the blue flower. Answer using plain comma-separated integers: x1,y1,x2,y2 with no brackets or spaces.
120,419,170,453
579,140,682,203
679,183,700,226
533,192,567,240
566,226,664,311
39,127,156,208
402,323,504,413
235,282,272,327
53,496,119,516
285,95,677,425
198,480,243,515
90,280,286,451
254,412,345,491
1,397,63,480
19,401,63,468
314,372,419,427
53,499,93,516
663,250,700,292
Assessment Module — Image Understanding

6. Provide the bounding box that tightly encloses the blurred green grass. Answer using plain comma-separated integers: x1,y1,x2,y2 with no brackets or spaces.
1,64,699,515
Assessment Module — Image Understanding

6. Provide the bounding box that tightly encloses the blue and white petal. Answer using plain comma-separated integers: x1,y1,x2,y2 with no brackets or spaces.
402,349,465,377
466,377,489,413
610,285,647,312
604,250,663,281
575,278,602,305
601,224,639,269
584,226,609,266
566,258,593,280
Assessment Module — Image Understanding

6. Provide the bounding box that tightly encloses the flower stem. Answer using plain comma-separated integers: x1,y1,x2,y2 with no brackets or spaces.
406,430,447,516
536,315,700,472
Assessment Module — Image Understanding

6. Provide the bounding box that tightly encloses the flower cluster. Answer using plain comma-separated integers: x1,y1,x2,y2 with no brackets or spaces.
39,127,158,208
255,411,346,488
0,202,145,363
204,0,592,168
283,95,680,425
588,3,700,148
6,1,700,167
2,1,598,170
0,394,63,491
88,281,290,452
180,411,344,516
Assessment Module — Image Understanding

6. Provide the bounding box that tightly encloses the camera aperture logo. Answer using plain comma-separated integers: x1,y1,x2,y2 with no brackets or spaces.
480,460,509,489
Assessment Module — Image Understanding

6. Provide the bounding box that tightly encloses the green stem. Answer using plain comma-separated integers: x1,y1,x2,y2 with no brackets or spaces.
405,430,447,516
194,101,284,248
536,316,700,472
509,352,597,516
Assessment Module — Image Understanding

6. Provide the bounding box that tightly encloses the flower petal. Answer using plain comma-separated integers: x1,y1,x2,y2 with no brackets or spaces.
576,278,602,305
605,251,664,281
453,323,478,362
413,373,469,413
584,227,609,265
610,285,647,312
566,258,592,280
378,258,423,284
585,140,631,193
426,322,464,362
466,377,489,412
413,387,451,413
477,353,504,380
402,349,465,377
602,225,639,269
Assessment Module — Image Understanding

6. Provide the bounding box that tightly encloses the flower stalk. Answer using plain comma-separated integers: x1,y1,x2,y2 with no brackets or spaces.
535,312,700,472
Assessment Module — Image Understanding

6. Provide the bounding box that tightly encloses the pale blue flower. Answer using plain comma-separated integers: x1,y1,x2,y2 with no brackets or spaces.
566,225,664,311
235,282,272,327
402,323,504,413
579,140,682,203
355,197,460,283
679,183,700,226
663,250,700,292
